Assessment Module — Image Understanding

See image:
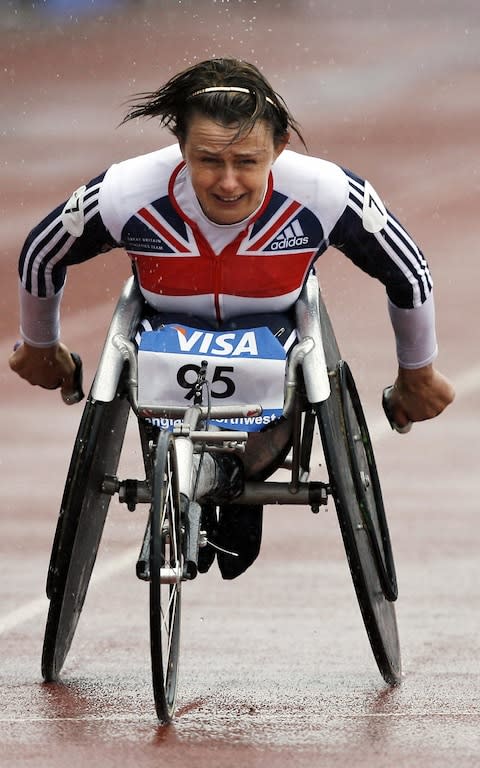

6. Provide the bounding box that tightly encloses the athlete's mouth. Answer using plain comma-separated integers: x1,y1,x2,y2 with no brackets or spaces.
213,193,244,203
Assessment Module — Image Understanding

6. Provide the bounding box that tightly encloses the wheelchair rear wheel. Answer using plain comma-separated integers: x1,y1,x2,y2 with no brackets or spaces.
338,360,398,602
316,293,401,684
42,391,130,682
315,380,401,684
149,430,183,723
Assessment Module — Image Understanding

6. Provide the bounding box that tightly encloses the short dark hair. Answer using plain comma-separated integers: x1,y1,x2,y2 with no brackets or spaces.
122,57,306,148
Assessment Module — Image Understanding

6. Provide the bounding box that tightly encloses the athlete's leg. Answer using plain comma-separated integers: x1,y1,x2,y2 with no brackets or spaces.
216,503,263,580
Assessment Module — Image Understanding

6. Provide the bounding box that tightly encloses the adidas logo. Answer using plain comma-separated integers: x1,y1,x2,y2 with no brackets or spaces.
270,219,309,250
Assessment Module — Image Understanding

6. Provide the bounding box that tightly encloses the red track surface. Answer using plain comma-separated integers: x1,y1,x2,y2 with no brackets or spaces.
1,3,479,766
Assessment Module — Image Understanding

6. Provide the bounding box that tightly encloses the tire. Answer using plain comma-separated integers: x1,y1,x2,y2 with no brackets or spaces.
338,360,398,602
149,430,183,723
42,391,130,682
315,291,401,684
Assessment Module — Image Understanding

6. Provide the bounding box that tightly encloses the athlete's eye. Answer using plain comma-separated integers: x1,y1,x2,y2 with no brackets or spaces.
201,156,221,165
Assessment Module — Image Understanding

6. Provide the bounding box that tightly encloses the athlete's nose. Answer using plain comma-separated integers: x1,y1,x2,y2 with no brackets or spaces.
217,163,240,194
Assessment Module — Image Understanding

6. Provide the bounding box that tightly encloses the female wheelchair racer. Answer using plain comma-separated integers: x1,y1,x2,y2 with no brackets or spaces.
40,271,403,723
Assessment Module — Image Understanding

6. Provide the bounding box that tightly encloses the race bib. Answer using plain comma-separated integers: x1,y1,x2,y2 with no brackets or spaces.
137,324,287,432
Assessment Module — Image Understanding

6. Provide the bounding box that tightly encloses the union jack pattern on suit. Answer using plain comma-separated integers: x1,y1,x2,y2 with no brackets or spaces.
18,145,432,324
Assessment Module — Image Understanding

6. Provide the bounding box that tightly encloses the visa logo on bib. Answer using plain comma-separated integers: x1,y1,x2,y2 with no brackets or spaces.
138,324,287,431
141,325,284,359
175,327,259,357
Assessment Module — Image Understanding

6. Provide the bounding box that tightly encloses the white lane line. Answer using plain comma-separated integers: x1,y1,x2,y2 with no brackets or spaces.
0,596,49,636
450,364,480,400
1,363,478,636
0,715,154,723
0,547,138,637
1,711,478,724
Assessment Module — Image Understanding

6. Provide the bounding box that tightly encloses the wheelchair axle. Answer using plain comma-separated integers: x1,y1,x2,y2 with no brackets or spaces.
102,474,151,511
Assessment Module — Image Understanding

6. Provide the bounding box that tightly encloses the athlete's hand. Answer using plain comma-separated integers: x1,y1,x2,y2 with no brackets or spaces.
9,341,79,402
386,364,455,429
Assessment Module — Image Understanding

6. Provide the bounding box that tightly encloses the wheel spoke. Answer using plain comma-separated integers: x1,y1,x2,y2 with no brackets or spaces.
161,586,178,676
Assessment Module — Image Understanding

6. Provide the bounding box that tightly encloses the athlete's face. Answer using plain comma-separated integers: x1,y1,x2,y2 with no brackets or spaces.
180,115,288,225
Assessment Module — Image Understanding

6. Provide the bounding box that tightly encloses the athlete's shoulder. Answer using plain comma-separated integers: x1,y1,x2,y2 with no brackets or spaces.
274,148,348,184
99,144,182,238
102,143,181,195
108,142,180,174
272,149,350,231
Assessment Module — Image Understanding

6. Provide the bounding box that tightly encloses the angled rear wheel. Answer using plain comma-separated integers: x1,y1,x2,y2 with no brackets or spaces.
315,292,401,684
315,369,401,685
338,361,397,602
42,391,130,682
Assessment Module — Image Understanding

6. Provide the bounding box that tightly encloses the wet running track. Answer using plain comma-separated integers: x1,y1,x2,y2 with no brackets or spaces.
1,3,479,766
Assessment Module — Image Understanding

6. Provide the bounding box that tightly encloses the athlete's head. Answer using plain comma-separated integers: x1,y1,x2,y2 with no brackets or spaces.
122,58,305,225
122,57,304,148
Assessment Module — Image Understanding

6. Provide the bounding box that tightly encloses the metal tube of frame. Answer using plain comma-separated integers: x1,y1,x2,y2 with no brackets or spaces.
295,273,330,404
236,480,328,506
174,406,202,500
91,277,144,403
137,403,263,420
187,431,249,444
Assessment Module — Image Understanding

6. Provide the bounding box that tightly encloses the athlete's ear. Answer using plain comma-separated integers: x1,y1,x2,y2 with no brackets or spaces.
273,131,290,161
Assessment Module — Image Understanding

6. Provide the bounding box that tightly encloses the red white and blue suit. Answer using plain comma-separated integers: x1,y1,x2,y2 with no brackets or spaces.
18,144,437,368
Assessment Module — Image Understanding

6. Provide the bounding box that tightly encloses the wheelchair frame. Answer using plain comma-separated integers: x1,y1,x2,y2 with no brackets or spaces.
41,273,401,723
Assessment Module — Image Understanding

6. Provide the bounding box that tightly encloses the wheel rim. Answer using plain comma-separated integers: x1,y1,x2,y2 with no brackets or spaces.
150,432,182,722
338,361,398,601
316,392,401,685
42,394,130,681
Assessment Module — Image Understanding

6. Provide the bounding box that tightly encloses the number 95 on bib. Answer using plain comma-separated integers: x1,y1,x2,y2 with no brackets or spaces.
137,324,287,431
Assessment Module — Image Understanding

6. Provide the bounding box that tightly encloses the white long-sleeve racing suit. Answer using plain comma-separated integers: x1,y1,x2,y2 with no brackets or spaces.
17,144,437,369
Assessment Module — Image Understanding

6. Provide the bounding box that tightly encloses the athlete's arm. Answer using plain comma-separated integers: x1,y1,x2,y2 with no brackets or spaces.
328,168,454,423
8,341,77,399
10,173,119,392
389,364,455,427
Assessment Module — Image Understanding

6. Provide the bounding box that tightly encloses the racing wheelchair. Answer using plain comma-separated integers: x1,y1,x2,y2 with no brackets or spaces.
41,272,401,723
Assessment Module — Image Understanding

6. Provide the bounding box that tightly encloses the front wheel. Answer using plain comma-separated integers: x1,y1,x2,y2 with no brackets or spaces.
149,430,183,723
